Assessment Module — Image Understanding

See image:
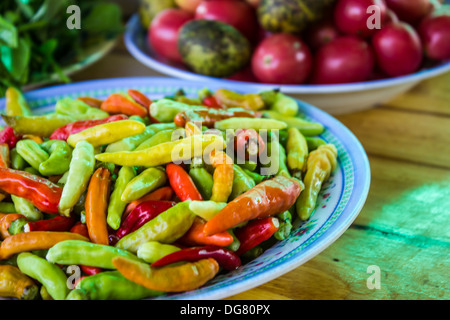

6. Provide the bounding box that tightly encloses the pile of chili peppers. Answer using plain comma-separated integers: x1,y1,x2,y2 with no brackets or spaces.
0,86,337,300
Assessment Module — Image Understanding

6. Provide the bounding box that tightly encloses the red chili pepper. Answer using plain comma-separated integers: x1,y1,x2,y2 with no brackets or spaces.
115,200,177,239
234,217,280,256
235,129,265,161
80,265,103,276
174,108,260,128
151,245,241,271
49,114,128,141
70,222,90,239
123,186,174,219
0,127,21,149
0,167,62,214
26,215,75,232
128,89,152,108
202,96,223,109
177,217,234,247
166,163,203,201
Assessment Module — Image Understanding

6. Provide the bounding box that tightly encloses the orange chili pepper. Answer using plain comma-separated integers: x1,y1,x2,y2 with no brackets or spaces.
0,213,25,239
123,186,174,219
77,97,104,108
127,89,152,109
185,121,202,137
112,256,219,292
209,151,234,203
100,93,148,118
0,231,89,260
85,167,111,245
0,143,10,168
21,135,43,144
166,163,203,201
177,217,234,247
204,176,302,236
0,265,39,300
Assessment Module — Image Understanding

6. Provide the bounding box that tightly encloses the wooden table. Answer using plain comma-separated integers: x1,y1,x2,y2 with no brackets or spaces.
71,40,450,300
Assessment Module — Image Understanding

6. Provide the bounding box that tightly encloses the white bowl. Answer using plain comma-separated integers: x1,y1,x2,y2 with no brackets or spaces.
124,14,450,115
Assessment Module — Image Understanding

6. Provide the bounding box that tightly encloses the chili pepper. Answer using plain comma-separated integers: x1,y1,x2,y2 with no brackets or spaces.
242,169,266,184
66,270,163,300
174,108,258,128
274,210,293,241
306,137,327,151
262,141,291,178
115,201,195,253
0,143,10,168
85,167,111,245
49,114,128,141
113,256,219,292
24,215,75,232
0,202,16,213
123,186,174,218
234,217,280,256
59,141,95,216
0,167,62,214
213,88,265,111
209,151,234,203
136,241,181,264
128,89,153,109
100,93,148,117
166,163,203,201
188,200,226,221
230,164,256,200
0,126,21,149
70,221,90,238
185,121,202,137
202,95,223,109
178,217,234,247
149,98,207,123
153,245,241,271
296,144,338,221
189,165,214,200
204,175,302,236
0,265,38,300
121,167,167,203
77,96,103,108
80,265,103,276
22,134,43,144
5,87,32,116
107,166,136,230
38,140,73,176
95,134,225,167
55,97,109,120
215,117,287,131
263,111,324,136
135,128,178,151
234,129,265,162
10,195,43,222
15,139,49,171
0,231,88,260
67,120,146,148
0,213,26,239
115,200,176,240
10,147,26,170
17,252,69,300
106,122,178,153
266,91,299,117
1,114,77,138
286,127,309,179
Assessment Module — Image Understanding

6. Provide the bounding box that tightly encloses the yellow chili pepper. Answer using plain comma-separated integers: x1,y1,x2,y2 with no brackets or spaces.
286,127,309,178
95,134,226,167
209,151,234,203
213,88,265,111
67,120,146,148
5,87,32,116
296,144,338,221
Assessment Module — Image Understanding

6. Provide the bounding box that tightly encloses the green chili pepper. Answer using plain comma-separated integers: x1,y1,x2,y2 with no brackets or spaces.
226,229,241,252
121,167,167,203
16,139,49,171
242,169,266,184
5,87,32,116
128,115,146,124
189,165,214,200
260,91,299,117
38,140,73,176
263,111,324,136
274,210,293,241
55,97,109,120
149,99,206,123
23,166,40,175
136,241,181,264
1,114,76,137
0,202,16,213
188,200,226,221
59,141,95,217
17,252,69,300
11,195,43,221
107,166,136,230
237,161,257,172
7,216,28,235
197,87,213,101
286,127,308,179
10,148,26,170
135,128,178,151
66,271,163,300
261,141,291,178
214,117,287,131
46,240,143,269
230,164,255,200
306,137,326,151
115,201,196,253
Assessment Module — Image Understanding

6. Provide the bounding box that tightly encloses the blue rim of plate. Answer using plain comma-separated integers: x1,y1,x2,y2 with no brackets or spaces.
124,14,450,94
0,77,371,300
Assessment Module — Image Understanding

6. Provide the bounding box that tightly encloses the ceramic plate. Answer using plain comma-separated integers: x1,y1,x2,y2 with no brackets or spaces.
0,77,371,300
124,14,450,114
